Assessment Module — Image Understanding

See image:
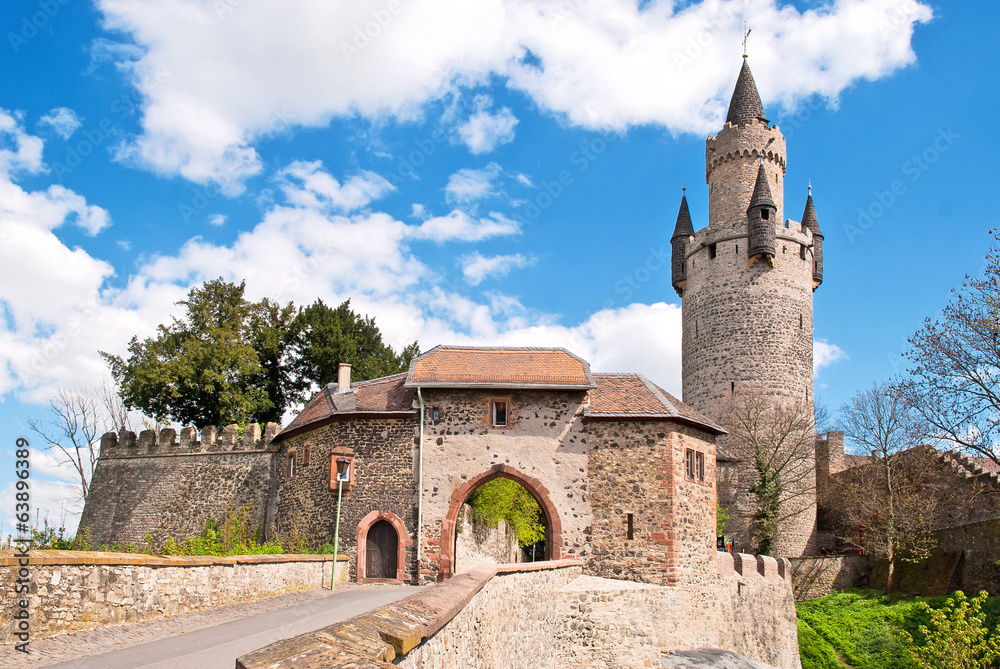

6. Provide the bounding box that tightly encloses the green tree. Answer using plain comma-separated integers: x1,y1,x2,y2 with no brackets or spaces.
467,478,546,547
293,298,418,390
904,591,1000,669
104,280,418,427
104,279,273,426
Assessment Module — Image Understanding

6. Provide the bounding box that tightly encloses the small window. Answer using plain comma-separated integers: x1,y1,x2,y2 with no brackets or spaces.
731,381,735,394
285,452,296,480
686,449,705,482
627,513,634,540
735,244,739,254
708,243,717,259
432,408,440,424
799,244,807,260
799,314,804,329
696,452,705,482
492,401,508,427
761,209,770,220
686,449,696,479
302,446,310,467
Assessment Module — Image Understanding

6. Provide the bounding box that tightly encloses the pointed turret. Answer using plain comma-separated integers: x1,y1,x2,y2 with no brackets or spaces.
725,58,767,128
801,187,823,288
746,160,776,267
671,191,695,296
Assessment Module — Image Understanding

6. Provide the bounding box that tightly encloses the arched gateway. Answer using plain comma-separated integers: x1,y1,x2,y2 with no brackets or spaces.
438,464,562,581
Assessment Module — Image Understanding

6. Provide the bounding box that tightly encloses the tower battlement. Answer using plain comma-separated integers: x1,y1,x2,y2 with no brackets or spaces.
98,422,282,458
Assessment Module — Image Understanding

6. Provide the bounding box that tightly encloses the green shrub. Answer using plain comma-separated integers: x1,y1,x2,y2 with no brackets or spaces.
904,591,1000,669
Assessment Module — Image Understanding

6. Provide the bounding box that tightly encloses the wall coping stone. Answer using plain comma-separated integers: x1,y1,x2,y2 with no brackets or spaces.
237,559,584,669
0,550,348,567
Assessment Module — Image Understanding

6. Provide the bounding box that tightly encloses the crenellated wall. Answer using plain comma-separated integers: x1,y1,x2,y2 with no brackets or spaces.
78,423,281,548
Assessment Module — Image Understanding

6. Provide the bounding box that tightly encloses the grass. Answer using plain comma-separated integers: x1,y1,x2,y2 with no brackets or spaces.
797,589,1000,669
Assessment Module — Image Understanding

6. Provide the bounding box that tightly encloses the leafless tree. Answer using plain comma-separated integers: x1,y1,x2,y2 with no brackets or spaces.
716,390,816,555
28,381,136,501
832,381,935,593
905,231,1000,468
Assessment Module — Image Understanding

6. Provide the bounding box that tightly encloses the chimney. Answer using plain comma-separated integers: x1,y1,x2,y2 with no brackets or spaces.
337,363,352,393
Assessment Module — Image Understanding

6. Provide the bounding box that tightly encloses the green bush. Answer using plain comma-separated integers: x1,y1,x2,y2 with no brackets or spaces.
798,589,1000,669
467,478,546,547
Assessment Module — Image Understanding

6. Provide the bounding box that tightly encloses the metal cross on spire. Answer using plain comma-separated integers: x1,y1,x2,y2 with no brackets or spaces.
742,21,751,58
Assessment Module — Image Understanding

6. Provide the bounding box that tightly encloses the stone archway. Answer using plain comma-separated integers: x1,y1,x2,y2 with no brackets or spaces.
356,510,411,583
439,463,562,581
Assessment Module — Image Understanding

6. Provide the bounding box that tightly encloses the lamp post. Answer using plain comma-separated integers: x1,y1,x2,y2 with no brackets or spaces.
331,455,350,591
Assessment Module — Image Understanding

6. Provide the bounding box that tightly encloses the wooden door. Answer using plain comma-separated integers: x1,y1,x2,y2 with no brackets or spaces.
366,520,398,579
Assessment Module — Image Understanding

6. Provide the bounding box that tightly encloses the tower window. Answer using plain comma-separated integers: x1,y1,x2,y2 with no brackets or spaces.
731,381,735,394
735,244,739,254
681,261,685,273
799,314,803,329
627,513,634,540
761,209,770,220
708,243,717,259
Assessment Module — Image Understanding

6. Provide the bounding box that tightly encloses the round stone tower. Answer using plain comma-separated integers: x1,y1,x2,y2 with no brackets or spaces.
671,57,824,557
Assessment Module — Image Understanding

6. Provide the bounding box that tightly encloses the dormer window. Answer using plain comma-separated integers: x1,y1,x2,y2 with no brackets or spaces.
492,400,508,427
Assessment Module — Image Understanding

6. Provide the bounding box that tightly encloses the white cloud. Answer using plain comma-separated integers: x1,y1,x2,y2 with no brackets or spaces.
410,203,428,219
38,108,83,140
457,96,518,154
94,0,931,189
445,163,503,204
814,338,848,376
276,161,395,212
460,251,535,284
208,213,226,226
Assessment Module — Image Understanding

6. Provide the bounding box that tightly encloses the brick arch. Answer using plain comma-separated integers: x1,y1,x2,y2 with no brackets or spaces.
356,510,411,583
439,463,562,581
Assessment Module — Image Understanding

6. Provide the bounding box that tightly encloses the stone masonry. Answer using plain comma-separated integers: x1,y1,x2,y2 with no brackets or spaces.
0,550,346,642
238,557,801,669
78,423,280,548
675,58,821,557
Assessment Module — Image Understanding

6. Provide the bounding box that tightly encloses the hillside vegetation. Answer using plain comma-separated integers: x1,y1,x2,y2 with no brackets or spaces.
798,589,1000,669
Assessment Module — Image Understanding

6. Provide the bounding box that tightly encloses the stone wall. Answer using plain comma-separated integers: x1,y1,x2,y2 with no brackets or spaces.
453,504,520,573
0,550,347,642
238,555,801,669
787,555,870,600
555,552,800,669
274,416,418,582
587,420,717,586
934,518,1000,596
418,388,592,580
78,424,280,548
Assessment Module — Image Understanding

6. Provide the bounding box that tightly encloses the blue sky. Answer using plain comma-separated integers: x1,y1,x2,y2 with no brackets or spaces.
0,0,993,534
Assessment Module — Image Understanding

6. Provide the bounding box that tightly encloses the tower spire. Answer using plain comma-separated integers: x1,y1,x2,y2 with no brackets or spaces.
725,58,766,128
671,188,695,296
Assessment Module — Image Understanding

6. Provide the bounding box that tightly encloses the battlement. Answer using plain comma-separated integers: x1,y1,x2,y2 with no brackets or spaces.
715,551,792,582
705,122,787,181
98,423,282,458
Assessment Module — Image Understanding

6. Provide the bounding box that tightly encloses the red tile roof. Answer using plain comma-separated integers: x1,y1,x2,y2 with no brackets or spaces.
587,373,725,434
277,374,415,440
405,346,596,388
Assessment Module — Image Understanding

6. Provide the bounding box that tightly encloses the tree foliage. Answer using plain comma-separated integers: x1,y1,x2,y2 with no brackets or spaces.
904,591,1000,669
103,279,418,427
717,390,816,555
905,231,1000,469
467,478,546,547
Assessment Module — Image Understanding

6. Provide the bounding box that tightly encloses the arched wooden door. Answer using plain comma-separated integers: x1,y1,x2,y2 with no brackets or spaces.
365,520,398,579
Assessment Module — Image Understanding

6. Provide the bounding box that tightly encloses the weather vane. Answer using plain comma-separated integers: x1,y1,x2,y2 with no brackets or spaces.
742,21,751,58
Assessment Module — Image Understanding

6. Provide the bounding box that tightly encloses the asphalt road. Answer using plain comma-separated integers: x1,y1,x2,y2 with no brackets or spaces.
43,584,417,669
